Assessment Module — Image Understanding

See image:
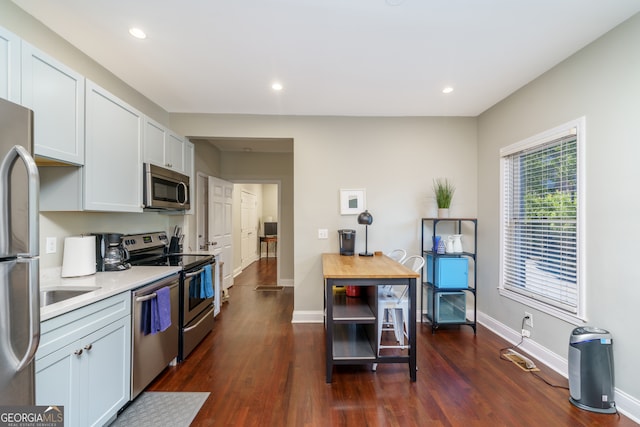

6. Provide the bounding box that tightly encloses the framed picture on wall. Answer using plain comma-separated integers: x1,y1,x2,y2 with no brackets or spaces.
340,189,366,215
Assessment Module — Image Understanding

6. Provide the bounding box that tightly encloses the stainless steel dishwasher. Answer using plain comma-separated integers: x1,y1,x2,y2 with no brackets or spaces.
131,272,180,399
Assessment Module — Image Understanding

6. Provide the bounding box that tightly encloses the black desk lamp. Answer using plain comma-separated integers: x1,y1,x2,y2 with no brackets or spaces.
357,210,373,257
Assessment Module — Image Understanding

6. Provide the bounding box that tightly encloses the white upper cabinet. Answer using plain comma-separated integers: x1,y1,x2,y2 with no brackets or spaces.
0,26,20,103
21,41,85,165
184,140,194,178
143,116,185,173
184,140,194,214
143,117,166,166
166,131,185,172
85,80,143,212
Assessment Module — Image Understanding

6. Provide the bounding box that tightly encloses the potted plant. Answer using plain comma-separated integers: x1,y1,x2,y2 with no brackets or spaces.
433,178,455,218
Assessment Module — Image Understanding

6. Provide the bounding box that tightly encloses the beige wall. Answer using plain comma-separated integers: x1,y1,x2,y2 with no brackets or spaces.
477,13,640,400
169,114,478,313
261,184,278,223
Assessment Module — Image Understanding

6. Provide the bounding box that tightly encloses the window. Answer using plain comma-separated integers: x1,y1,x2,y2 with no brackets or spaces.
500,118,585,323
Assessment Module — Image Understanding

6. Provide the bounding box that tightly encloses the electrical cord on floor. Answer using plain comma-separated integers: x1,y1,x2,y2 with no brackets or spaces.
497,316,527,360
498,316,569,391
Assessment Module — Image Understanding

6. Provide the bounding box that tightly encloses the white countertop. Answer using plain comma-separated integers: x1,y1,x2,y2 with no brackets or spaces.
40,266,182,321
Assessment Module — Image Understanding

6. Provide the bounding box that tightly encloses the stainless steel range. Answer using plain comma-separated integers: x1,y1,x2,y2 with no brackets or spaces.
124,231,219,361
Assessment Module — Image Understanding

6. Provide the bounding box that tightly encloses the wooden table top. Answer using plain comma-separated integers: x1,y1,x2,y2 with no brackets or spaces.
322,253,420,279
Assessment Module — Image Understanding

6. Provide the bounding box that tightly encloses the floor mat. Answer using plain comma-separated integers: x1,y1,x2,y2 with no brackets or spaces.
110,392,209,427
254,285,284,291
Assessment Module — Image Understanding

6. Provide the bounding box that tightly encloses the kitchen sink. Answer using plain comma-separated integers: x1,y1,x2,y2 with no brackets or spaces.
40,289,97,307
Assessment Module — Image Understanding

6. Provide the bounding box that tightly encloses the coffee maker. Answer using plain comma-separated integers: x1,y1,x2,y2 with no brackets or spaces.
338,229,356,256
93,233,131,271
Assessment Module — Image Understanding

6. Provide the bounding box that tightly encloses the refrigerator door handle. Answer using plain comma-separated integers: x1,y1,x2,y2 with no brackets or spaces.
15,259,40,372
0,145,40,257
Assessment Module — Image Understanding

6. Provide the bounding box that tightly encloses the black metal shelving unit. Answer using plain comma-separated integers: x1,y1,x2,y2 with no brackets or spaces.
420,218,477,334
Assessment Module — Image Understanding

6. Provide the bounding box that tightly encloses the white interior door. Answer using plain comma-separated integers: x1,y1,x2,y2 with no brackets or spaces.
196,173,209,251
240,191,258,269
209,177,234,291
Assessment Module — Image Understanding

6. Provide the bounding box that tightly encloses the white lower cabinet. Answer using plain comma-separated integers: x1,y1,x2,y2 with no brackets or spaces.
36,293,131,427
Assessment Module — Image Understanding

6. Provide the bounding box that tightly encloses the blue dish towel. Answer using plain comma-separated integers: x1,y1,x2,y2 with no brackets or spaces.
144,287,171,335
200,264,214,298
155,286,172,333
141,299,151,335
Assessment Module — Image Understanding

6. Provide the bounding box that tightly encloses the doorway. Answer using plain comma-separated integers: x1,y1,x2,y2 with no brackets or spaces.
235,182,279,283
190,136,292,292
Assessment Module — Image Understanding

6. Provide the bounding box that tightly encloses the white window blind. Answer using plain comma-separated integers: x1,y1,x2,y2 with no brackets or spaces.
501,123,582,315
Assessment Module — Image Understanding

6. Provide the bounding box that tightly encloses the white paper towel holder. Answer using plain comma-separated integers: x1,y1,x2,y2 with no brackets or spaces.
61,235,97,278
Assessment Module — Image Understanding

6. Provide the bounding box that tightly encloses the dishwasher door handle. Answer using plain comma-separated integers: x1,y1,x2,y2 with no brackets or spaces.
135,282,179,303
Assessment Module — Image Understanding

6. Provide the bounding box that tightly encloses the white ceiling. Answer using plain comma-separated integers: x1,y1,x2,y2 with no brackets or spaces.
12,0,640,117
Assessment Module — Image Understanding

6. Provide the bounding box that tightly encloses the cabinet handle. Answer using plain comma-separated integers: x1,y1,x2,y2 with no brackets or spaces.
74,349,83,356
84,344,93,351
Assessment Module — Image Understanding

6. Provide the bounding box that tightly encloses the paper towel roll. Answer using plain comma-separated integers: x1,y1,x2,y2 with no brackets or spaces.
61,235,97,277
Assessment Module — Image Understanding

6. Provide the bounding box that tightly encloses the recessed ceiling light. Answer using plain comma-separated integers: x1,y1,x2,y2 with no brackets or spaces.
272,82,283,91
442,86,454,94
129,27,147,39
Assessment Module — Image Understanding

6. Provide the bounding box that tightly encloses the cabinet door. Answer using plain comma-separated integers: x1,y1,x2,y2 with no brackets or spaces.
184,141,194,214
35,341,82,427
82,316,131,427
184,140,194,177
21,42,85,165
165,132,184,172
143,117,166,167
85,80,143,212
0,26,20,102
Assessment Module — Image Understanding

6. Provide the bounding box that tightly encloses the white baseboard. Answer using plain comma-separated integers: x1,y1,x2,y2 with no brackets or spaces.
477,311,568,376
279,278,294,287
477,311,640,423
291,310,324,323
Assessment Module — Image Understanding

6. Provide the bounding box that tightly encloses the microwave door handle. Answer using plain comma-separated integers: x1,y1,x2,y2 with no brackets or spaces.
0,145,40,256
177,182,188,205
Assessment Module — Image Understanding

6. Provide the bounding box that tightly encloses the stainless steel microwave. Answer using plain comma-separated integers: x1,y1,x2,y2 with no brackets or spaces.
143,163,190,210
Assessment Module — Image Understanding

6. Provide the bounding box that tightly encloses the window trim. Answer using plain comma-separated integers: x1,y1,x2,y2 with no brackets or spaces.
499,117,587,325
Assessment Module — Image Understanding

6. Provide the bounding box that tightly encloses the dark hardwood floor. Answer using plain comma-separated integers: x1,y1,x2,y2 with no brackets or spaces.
148,258,636,426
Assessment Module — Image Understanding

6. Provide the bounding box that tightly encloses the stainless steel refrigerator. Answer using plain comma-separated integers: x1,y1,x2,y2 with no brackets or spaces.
0,97,40,405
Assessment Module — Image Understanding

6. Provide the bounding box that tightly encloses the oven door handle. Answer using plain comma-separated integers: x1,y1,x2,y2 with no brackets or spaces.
184,266,208,278
135,283,179,303
183,306,215,333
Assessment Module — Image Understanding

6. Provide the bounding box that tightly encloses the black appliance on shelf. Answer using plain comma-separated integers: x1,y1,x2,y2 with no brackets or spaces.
338,229,356,256
124,231,218,361
93,232,131,271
